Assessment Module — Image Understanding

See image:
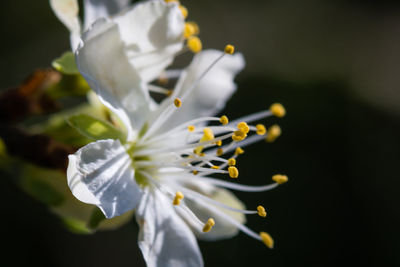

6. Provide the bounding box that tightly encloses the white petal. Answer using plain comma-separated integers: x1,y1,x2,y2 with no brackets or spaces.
83,0,130,30
76,18,152,138
113,0,184,82
50,0,81,49
178,180,246,241
136,190,203,267
170,50,245,127
67,139,142,218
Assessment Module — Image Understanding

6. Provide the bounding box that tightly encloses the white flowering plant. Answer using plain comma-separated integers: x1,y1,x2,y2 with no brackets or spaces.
0,0,289,266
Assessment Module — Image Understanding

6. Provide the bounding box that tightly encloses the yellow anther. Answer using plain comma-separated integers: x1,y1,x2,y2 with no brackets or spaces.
256,124,266,135
186,21,199,35
165,0,179,3
187,36,202,53
194,128,215,154
166,90,173,97
216,148,224,156
228,166,239,178
272,174,288,184
188,125,195,132
211,165,220,170
179,5,188,19
216,140,222,146
228,158,236,166
202,218,215,232
157,76,168,85
172,191,184,205
203,128,214,140
174,98,182,108
265,124,281,143
269,103,286,118
257,205,267,217
260,232,274,249
235,147,245,155
232,130,247,141
224,44,235,54
184,22,196,38
199,152,206,157
220,115,229,125
237,122,250,134
192,170,198,175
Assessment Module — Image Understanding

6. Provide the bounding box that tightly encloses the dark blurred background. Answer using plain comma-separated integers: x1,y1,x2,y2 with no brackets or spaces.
1,0,400,266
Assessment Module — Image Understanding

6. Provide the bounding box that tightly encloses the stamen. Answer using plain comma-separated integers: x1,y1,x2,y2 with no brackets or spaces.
196,200,263,241
211,165,220,170
272,174,288,184
235,147,245,155
257,205,267,217
203,128,214,140
164,69,182,79
237,122,250,134
194,127,215,155
140,51,230,142
215,140,222,146
224,44,235,54
140,116,221,145
228,158,236,166
184,22,196,38
186,22,199,35
187,36,202,53
216,148,223,156
232,130,247,141
228,166,239,178
177,186,259,215
188,176,279,192
188,125,195,132
260,232,274,249
173,191,184,205
157,75,168,86
165,0,179,3
220,115,229,125
202,218,215,232
265,125,281,143
148,84,172,95
179,5,188,19
256,124,266,135
174,98,182,108
269,103,286,118
228,110,272,127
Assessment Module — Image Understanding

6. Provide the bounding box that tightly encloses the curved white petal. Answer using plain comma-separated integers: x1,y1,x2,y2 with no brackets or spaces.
136,190,203,267
113,0,185,82
67,139,142,218
76,18,152,138
50,0,81,49
83,0,130,30
169,50,245,127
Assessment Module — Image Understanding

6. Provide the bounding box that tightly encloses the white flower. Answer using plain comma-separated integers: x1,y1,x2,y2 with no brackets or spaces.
50,0,132,50
66,1,288,266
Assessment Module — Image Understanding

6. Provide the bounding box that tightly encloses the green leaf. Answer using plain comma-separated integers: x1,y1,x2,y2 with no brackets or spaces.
52,52,79,75
67,114,126,142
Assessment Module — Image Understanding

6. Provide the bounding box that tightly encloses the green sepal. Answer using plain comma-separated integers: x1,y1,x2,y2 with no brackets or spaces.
63,217,93,234
0,154,134,234
20,177,64,206
52,52,79,75
67,114,126,142
87,208,106,229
